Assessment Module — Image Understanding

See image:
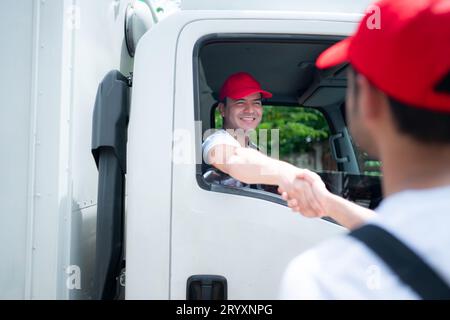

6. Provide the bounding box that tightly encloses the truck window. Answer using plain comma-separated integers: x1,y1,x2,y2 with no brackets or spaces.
210,104,382,209
194,35,382,209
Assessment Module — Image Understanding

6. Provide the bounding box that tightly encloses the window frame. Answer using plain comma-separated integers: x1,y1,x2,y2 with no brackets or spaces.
193,33,350,206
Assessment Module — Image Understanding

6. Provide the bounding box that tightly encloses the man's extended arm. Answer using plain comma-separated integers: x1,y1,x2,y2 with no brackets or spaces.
207,143,376,229
206,144,301,187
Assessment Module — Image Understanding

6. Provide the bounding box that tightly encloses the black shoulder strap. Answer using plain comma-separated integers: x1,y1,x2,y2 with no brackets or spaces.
349,224,450,300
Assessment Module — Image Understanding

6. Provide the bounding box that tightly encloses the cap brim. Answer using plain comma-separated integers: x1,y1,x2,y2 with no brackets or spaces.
259,90,273,99
316,37,352,69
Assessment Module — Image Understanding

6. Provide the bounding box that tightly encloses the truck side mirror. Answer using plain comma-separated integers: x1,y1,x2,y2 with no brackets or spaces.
124,1,155,57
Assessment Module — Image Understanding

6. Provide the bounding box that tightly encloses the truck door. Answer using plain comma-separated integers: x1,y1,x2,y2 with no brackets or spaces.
170,17,364,299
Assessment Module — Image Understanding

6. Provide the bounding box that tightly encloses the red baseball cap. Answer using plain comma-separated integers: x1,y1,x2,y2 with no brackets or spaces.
219,72,273,101
316,0,450,113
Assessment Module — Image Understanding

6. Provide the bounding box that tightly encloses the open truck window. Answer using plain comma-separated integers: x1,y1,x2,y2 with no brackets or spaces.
194,35,382,209
213,105,338,173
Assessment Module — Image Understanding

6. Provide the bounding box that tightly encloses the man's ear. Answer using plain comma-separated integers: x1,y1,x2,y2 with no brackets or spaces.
218,103,225,117
356,74,386,120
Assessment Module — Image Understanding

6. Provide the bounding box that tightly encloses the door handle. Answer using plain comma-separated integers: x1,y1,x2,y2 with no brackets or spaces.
330,132,350,163
187,275,227,300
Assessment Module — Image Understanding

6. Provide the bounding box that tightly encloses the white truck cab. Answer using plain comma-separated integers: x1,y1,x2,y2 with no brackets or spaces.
125,0,379,299
2,0,381,300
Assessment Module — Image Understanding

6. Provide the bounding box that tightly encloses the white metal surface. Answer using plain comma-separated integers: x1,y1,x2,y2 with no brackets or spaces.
126,9,362,299
0,0,133,299
182,0,374,13
126,12,187,300
0,0,73,299
0,0,35,300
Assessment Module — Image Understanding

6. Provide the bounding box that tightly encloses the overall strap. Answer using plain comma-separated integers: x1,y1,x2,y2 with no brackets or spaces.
350,224,450,299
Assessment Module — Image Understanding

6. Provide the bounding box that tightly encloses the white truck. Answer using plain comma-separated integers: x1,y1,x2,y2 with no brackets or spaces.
1,0,381,300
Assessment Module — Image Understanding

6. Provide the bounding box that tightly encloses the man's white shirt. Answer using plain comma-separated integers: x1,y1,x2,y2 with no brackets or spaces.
202,129,241,163
279,185,450,299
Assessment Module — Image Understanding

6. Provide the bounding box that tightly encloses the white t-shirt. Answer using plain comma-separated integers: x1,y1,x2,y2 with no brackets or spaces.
202,129,244,187
279,185,450,299
202,129,265,188
202,129,241,164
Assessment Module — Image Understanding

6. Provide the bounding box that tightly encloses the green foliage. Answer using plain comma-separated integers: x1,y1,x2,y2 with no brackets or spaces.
260,106,330,155
363,160,383,176
215,111,223,128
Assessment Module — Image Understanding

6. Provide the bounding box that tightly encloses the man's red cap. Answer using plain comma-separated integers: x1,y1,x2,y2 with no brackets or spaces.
316,0,450,113
219,72,273,101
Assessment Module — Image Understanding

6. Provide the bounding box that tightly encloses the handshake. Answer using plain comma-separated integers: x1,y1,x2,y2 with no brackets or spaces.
276,168,374,230
278,169,330,219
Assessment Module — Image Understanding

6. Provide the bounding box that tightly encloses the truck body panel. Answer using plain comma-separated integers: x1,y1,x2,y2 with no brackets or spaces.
0,0,133,299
